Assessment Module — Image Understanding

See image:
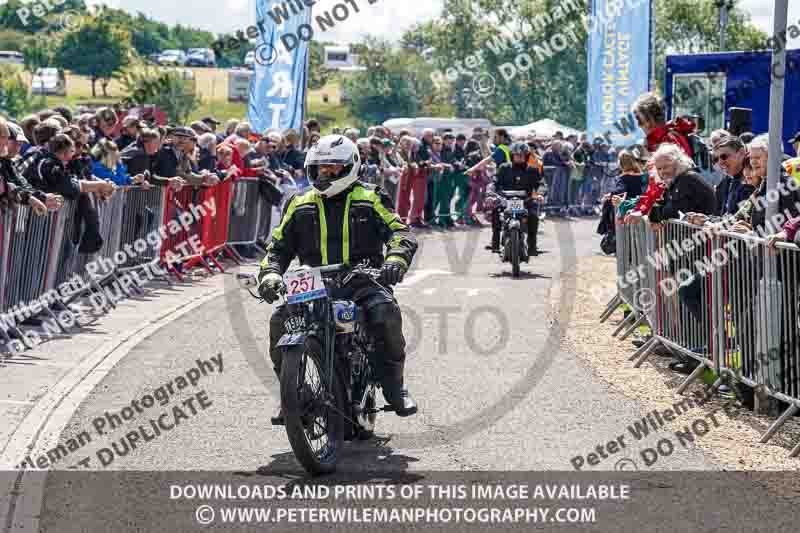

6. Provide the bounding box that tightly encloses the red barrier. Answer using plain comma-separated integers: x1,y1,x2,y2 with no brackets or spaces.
183,178,239,272
160,179,239,277
160,186,207,279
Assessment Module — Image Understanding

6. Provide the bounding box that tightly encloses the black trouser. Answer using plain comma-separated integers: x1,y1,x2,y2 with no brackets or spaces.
491,203,539,252
269,280,408,404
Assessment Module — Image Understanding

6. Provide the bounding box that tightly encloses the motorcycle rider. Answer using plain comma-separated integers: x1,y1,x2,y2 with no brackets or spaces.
487,142,544,255
257,135,418,424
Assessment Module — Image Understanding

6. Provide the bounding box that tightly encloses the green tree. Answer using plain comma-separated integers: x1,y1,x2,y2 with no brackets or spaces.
54,14,133,97
0,0,87,33
22,36,54,74
652,0,768,88
118,67,201,124
308,41,332,91
402,0,767,129
344,38,428,127
0,65,32,119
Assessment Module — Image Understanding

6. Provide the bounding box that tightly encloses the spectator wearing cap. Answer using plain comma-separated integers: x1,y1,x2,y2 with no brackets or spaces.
190,121,212,137
92,107,119,147
201,116,221,133
154,127,218,188
5,122,28,160
0,117,54,215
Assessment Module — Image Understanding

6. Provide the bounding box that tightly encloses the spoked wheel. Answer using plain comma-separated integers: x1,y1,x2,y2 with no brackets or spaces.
280,345,345,475
510,230,521,278
356,385,377,440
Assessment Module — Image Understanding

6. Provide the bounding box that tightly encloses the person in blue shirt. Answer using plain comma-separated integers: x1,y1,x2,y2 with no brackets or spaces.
91,138,149,187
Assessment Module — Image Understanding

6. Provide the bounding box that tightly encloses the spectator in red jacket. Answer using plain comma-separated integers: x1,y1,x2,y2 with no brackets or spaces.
623,92,697,224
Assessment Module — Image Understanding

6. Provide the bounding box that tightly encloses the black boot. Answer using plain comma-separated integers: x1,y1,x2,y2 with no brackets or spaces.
271,408,285,426
383,382,418,417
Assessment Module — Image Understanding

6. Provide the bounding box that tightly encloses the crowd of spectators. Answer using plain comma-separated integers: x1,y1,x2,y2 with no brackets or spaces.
597,91,800,398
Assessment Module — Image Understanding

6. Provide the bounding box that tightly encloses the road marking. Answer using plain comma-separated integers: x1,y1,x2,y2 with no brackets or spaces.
0,268,454,531
0,287,224,533
0,400,34,406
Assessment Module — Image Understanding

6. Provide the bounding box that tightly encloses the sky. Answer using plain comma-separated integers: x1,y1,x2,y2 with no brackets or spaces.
86,0,800,48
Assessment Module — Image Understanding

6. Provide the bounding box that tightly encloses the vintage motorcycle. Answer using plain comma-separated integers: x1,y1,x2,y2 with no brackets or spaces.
239,262,393,475
487,190,531,278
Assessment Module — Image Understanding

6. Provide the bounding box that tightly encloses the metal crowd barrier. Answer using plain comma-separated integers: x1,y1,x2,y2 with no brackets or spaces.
118,185,168,272
603,219,800,454
226,178,262,249
1,177,277,352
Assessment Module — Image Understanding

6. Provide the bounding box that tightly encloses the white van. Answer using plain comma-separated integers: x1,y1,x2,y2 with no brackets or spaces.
31,68,67,96
0,51,24,65
383,117,493,138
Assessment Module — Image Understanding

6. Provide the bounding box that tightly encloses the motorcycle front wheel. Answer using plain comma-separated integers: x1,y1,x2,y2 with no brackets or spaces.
280,345,346,475
510,229,521,278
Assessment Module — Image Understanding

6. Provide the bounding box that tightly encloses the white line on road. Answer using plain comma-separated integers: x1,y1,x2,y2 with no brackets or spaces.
0,268,453,531
0,288,223,533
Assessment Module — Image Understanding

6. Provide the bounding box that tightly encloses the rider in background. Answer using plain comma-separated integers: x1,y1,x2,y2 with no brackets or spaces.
257,135,419,424
486,142,544,255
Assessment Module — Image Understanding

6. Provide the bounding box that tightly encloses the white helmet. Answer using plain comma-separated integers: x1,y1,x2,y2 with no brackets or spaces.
305,134,361,197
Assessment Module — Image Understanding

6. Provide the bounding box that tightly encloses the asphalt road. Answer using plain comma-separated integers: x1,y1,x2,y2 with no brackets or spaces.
45,219,719,472
8,218,767,533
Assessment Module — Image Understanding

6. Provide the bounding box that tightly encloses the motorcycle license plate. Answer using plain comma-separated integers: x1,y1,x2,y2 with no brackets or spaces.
508,199,525,213
284,268,327,304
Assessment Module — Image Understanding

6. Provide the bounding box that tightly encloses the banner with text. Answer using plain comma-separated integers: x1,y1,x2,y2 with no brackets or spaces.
248,0,310,133
586,0,650,143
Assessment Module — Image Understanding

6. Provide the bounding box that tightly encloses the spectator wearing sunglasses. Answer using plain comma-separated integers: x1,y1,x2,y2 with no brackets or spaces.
711,135,754,216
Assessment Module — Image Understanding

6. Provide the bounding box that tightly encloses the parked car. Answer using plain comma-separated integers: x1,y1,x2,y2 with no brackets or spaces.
243,50,255,69
186,48,216,67
146,53,163,65
0,51,24,65
31,68,66,96
158,50,187,66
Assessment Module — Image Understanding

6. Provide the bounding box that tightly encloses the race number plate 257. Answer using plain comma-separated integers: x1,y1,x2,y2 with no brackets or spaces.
509,199,525,212
284,269,327,304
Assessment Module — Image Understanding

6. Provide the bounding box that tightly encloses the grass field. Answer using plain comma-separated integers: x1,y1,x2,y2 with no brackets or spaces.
14,65,352,132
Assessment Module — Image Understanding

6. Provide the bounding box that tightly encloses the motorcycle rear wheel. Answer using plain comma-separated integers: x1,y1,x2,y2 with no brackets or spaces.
281,345,346,475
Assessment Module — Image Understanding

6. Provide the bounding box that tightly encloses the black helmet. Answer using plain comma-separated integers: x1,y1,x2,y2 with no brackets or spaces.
510,142,530,157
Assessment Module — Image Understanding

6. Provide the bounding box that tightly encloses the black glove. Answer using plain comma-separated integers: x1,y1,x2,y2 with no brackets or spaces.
258,272,283,303
380,259,407,286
